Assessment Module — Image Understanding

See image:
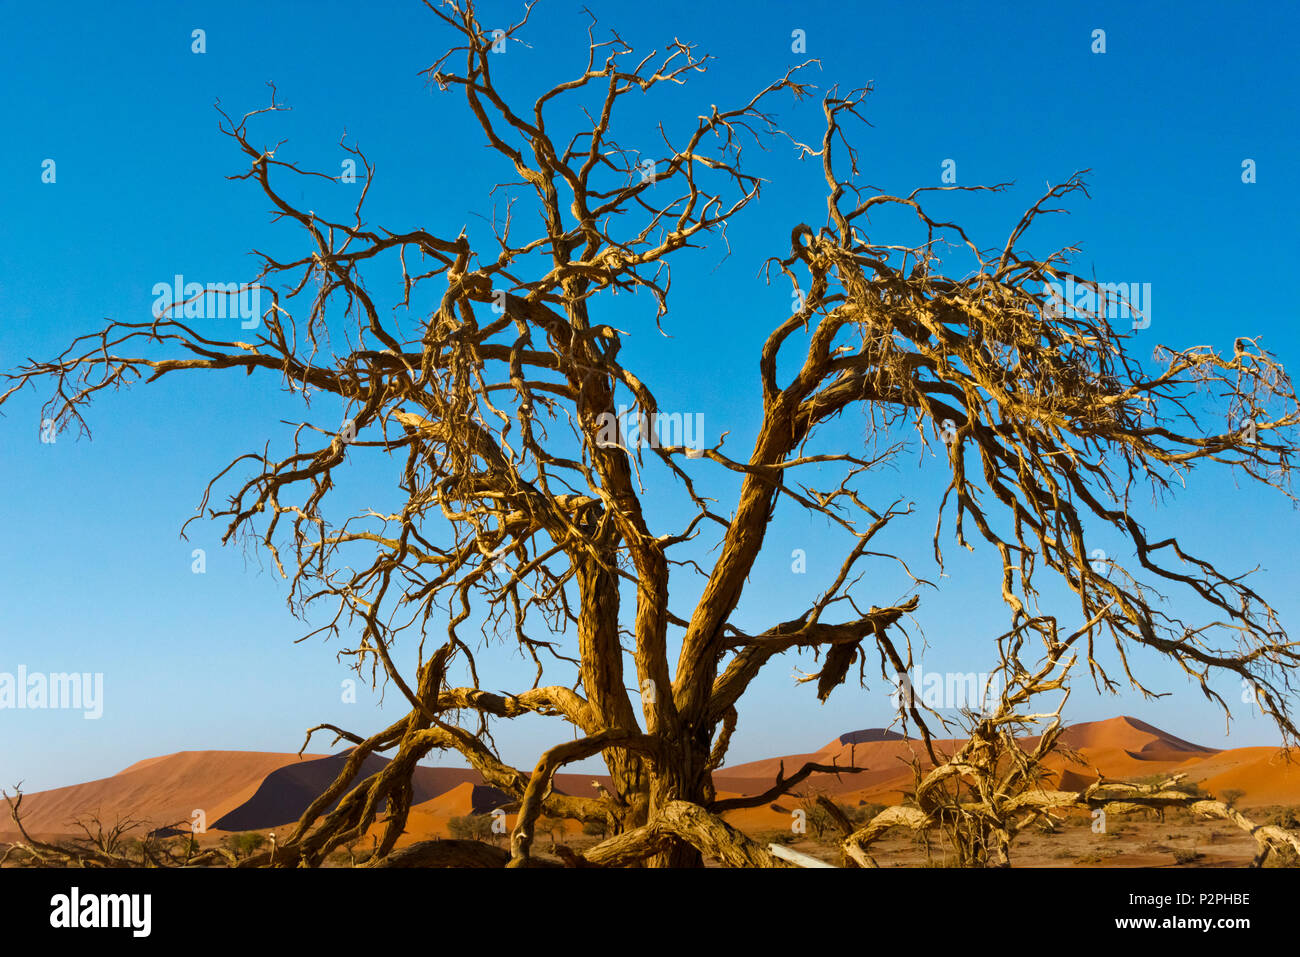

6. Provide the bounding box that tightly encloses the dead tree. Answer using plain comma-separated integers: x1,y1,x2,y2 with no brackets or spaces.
2,788,221,868
5,0,1300,867
830,628,1300,867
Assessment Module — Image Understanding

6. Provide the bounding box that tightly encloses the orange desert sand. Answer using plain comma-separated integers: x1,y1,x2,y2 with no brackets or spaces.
4,717,1298,850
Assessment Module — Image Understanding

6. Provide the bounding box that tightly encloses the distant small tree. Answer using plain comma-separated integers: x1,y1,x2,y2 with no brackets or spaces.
796,793,836,840
223,832,267,860
1220,789,1246,808
537,815,564,845
448,814,496,843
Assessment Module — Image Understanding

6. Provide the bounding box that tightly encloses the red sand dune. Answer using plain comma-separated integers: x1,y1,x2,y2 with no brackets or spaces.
1,748,607,841
3,717,1295,844
1,751,327,838
1194,748,1300,807
1056,715,1212,755
716,717,1296,815
398,781,481,845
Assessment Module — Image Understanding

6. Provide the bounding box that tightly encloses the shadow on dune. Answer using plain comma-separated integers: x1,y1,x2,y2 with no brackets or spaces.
212,751,510,831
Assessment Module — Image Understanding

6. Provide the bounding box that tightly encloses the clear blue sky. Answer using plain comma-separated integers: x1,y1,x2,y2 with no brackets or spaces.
2,0,1297,792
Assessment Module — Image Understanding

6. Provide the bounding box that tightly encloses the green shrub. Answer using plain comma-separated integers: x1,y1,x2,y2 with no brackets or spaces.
222,832,267,859
448,814,497,842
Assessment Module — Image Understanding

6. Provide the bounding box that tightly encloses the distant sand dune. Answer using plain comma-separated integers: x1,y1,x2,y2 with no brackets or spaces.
2,716,1294,844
